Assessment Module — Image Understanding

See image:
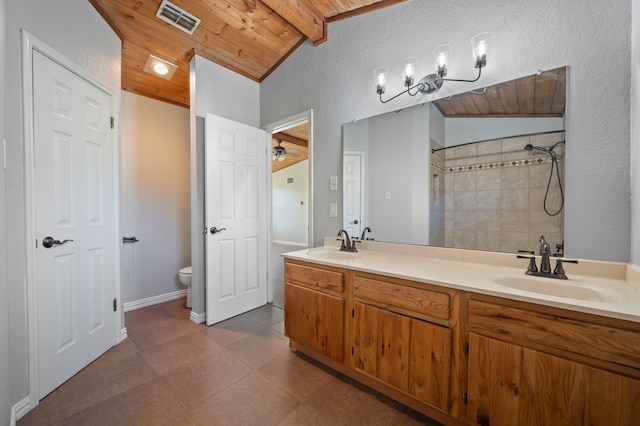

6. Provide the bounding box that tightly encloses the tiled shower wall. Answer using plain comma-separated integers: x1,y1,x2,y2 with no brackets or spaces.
441,132,565,253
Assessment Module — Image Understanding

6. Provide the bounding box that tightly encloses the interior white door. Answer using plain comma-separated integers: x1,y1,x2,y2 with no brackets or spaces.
33,50,117,398
343,153,364,238
205,114,268,325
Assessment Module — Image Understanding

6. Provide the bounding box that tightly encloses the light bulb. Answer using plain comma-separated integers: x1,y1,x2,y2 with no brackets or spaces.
471,32,492,68
432,45,452,77
153,62,169,75
374,67,388,95
401,57,417,87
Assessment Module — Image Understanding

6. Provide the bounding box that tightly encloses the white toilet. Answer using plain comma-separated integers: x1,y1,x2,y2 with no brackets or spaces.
178,266,192,308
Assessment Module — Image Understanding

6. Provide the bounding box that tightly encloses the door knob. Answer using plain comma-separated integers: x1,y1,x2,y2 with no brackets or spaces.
210,227,227,234
42,236,74,248
351,220,359,224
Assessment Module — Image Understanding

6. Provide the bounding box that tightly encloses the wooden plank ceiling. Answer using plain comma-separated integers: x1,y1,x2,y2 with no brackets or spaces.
90,0,407,108
433,67,566,118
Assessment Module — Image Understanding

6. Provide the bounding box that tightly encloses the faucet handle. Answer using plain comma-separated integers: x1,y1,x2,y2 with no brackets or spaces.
518,249,534,255
517,255,538,274
553,259,579,279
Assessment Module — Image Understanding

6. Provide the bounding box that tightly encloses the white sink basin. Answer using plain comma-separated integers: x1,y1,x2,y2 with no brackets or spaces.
489,275,625,303
306,249,360,260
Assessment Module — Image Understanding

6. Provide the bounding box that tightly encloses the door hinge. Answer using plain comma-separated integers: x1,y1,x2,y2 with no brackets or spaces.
113,298,117,312
464,342,469,355
463,392,468,405
110,117,114,129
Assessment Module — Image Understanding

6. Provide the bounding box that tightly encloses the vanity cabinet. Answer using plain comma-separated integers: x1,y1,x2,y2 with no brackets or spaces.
352,273,459,415
466,296,640,426
284,260,346,362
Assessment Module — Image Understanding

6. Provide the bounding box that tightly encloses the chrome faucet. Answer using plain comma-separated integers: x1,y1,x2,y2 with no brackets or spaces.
337,229,358,252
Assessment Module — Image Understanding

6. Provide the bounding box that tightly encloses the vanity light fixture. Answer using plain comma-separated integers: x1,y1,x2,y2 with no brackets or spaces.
143,55,178,80
374,32,492,103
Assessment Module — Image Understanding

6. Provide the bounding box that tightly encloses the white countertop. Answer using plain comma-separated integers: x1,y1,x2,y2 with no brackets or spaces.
282,239,640,324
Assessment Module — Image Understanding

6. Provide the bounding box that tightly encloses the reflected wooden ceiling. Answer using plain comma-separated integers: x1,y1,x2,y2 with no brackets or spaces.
90,0,407,108
433,67,566,118
272,122,308,173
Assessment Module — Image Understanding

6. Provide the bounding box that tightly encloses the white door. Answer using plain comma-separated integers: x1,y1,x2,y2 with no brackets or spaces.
205,114,268,325
343,153,364,238
33,50,117,398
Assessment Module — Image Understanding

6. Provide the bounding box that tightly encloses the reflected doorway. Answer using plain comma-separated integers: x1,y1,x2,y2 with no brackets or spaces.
264,112,313,308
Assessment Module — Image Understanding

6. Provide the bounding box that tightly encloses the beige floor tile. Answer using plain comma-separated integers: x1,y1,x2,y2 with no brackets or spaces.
190,372,299,426
63,378,186,426
57,352,157,418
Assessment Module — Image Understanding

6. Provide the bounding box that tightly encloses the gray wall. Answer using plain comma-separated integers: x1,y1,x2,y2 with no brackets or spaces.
120,92,190,305
260,0,633,262
3,0,120,415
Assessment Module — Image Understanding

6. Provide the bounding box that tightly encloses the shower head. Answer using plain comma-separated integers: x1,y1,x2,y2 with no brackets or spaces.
524,144,551,153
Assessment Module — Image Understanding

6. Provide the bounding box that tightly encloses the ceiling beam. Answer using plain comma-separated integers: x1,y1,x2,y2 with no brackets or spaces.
273,132,308,148
261,0,327,45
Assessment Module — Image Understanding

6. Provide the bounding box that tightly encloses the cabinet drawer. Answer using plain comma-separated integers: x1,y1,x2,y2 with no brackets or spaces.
469,300,640,370
353,276,450,320
285,262,344,292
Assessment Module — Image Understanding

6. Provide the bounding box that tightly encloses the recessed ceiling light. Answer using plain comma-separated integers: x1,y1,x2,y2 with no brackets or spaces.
143,55,178,80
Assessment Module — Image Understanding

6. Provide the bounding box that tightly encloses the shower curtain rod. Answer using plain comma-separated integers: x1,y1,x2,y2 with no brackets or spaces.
431,130,565,153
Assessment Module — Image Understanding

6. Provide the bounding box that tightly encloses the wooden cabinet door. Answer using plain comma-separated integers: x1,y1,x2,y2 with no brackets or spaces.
354,302,452,411
467,332,640,426
284,283,344,361
354,302,410,391
409,318,452,411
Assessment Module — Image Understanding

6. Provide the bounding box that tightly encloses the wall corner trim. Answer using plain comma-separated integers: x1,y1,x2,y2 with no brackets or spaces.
190,311,206,324
11,396,31,425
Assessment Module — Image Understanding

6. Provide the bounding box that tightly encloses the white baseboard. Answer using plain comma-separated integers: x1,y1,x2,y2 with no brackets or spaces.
123,289,187,312
120,327,128,341
11,396,31,425
190,311,206,324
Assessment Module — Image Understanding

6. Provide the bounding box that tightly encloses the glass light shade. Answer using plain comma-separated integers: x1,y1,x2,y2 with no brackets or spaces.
432,44,452,77
278,154,285,162
272,153,277,160
374,67,388,95
471,32,492,68
401,57,417,87
153,63,169,75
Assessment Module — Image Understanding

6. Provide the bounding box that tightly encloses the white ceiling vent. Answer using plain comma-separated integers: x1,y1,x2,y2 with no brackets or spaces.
155,0,201,35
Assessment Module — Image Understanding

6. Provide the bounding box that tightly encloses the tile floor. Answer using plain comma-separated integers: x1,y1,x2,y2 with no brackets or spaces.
18,299,442,425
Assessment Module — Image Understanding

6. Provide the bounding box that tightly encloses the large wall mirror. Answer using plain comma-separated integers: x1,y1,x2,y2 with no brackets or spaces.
343,67,566,255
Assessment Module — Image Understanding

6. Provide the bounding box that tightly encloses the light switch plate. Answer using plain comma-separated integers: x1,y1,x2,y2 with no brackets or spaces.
330,176,338,191
329,203,338,217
